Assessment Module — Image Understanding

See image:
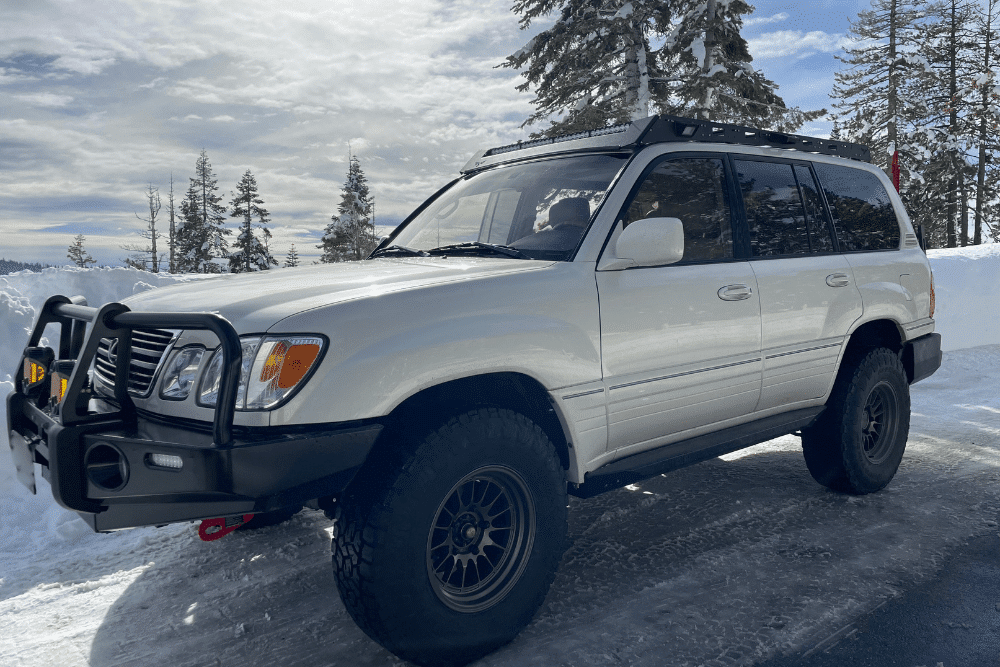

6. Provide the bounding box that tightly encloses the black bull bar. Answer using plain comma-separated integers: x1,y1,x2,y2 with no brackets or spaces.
6,294,242,515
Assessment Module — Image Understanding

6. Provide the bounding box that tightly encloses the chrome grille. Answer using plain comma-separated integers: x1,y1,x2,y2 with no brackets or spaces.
94,328,177,396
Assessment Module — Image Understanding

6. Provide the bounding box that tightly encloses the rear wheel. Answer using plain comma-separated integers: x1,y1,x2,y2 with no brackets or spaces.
332,408,567,666
802,347,910,494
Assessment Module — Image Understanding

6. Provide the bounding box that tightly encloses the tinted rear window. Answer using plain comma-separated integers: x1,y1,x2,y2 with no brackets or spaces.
813,163,900,251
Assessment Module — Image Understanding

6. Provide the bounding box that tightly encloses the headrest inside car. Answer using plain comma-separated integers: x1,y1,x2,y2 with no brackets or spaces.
549,197,591,227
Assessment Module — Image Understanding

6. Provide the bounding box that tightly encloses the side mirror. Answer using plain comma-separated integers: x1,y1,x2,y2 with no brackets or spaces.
606,217,684,269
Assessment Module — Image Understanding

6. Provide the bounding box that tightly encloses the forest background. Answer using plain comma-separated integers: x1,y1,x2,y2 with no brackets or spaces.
1,0,997,271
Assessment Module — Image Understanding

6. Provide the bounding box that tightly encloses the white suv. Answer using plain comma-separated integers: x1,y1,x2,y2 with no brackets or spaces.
8,115,941,666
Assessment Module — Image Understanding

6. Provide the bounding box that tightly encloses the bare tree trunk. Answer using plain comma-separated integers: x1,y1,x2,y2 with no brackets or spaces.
150,187,159,272
169,175,176,272
699,0,717,120
947,0,959,248
960,171,969,246
974,0,995,246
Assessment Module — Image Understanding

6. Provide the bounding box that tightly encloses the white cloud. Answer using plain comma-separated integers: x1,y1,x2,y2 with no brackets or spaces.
13,92,74,107
744,12,789,27
748,30,851,60
209,115,236,122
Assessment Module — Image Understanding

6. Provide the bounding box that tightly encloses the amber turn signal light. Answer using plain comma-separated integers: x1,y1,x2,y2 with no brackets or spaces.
260,341,321,390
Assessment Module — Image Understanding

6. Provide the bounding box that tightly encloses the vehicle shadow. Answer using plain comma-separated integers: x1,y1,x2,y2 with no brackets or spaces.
86,435,998,667
85,444,818,667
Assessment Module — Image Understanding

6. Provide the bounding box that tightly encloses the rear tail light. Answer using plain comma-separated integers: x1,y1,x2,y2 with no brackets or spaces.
929,271,936,319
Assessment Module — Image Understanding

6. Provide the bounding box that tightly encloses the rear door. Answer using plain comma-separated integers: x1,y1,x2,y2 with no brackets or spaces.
732,157,863,412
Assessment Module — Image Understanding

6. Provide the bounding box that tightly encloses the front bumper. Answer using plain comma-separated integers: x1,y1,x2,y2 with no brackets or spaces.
8,392,381,531
6,294,381,532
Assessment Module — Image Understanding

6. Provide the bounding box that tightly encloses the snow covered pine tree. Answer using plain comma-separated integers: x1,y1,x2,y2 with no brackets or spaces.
175,150,230,273
284,244,300,268
318,155,376,263
502,0,822,137
67,234,96,268
229,169,277,273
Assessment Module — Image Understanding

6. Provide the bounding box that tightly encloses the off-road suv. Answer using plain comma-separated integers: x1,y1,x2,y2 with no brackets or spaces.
8,115,941,666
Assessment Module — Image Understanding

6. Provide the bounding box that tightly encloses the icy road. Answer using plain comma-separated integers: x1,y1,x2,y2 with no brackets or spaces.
1,344,998,667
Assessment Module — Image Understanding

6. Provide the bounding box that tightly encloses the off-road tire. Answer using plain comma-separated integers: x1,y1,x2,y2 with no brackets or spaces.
236,504,302,531
802,347,910,494
332,408,567,667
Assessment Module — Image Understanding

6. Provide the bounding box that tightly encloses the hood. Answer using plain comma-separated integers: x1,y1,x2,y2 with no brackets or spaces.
122,257,553,333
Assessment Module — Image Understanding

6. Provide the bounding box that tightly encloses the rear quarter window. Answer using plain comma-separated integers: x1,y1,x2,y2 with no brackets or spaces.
813,163,900,251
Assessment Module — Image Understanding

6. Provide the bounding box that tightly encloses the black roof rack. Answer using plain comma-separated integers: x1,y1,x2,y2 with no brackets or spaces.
461,114,871,173
643,115,872,162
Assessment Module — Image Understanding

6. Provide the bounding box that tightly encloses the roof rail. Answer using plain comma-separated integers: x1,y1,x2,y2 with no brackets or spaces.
461,114,871,173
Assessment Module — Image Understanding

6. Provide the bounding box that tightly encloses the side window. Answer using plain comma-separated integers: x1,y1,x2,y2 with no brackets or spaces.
623,157,733,262
794,165,835,253
813,163,900,251
734,159,812,257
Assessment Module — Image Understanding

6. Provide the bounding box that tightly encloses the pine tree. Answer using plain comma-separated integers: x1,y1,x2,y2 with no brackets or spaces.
229,169,277,273
284,244,300,268
502,0,821,137
121,183,163,271
67,234,96,268
661,0,825,130
175,149,230,273
501,0,673,135
831,0,927,173
910,0,978,247
318,155,376,262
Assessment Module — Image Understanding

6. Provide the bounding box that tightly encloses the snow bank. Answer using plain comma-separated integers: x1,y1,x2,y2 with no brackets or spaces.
1,267,211,549
927,244,1000,352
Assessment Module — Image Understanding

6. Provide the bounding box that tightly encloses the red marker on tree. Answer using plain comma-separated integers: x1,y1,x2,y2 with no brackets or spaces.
891,150,900,192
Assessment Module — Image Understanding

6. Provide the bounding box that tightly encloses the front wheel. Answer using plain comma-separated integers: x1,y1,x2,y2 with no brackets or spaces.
802,347,910,494
332,408,567,666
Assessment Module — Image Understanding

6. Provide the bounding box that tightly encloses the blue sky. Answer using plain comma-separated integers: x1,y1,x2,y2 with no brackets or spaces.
0,0,874,267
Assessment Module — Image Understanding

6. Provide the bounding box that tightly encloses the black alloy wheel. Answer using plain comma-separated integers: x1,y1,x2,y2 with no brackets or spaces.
426,466,535,613
860,381,899,465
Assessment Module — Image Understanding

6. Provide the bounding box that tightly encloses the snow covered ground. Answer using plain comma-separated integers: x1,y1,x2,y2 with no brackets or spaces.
1,248,998,667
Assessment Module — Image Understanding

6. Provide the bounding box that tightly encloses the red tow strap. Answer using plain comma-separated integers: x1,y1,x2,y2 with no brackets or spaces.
198,514,255,541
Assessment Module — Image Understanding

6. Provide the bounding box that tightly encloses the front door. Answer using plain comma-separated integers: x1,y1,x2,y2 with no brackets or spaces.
597,155,762,455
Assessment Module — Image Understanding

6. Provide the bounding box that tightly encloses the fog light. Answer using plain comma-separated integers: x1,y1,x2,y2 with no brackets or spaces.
50,360,75,404
22,347,54,395
147,453,184,470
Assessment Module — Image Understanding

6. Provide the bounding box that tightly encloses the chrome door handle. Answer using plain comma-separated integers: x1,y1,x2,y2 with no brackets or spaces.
718,284,753,301
826,273,851,288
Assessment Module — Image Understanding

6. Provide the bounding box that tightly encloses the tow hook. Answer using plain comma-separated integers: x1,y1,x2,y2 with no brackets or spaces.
198,514,255,541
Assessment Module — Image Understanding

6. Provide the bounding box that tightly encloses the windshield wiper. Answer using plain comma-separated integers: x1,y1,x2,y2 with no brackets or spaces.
426,242,530,259
370,245,430,258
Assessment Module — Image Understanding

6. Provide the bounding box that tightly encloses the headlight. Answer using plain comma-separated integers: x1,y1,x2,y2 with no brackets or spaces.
198,335,323,411
160,347,206,400
245,337,324,410
198,337,261,408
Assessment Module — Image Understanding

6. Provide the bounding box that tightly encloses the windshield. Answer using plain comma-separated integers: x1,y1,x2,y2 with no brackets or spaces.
388,154,629,261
